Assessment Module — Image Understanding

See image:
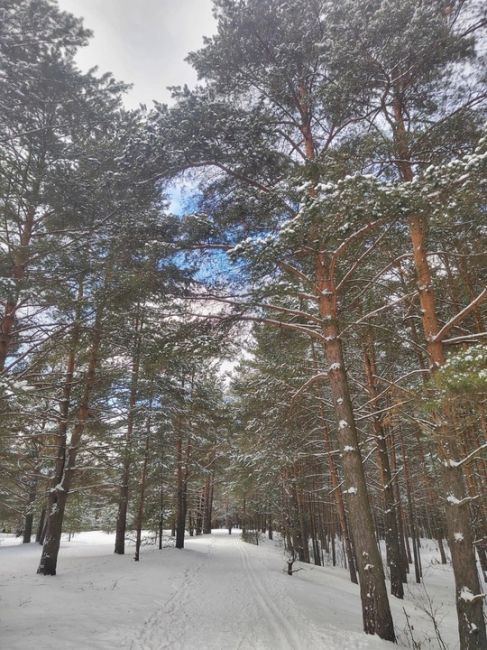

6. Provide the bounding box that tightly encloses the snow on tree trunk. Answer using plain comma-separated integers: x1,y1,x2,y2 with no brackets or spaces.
317,265,395,641
363,335,404,599
37,308,101,576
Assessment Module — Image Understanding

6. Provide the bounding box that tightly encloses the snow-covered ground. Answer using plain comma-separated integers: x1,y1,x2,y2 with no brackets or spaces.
0,530,477,649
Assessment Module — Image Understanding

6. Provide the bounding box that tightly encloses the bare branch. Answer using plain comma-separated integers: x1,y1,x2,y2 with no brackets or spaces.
340,292,416,336
445,443,487,469
290,373,329,405
434,289,487,342
443,332,487,345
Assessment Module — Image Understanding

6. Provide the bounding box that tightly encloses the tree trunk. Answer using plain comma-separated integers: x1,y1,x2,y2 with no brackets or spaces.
437,535,448,565
36,506,46,544
115,317,142,555
311,343,358,583
409,210,486,644
158,484,164,550
389,431,409,579
37,302,101,576
134,427,151,562
175,424,189,549
363,335,404,599
23,476,38,544
317,262,395,641
295,97,393,637
392,95,487,649
203,472,214,535
402,436,421,584
195,490,204,535
323,421,358,583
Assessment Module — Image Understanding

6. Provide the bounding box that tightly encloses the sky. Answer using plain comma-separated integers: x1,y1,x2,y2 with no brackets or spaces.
57,0,216,108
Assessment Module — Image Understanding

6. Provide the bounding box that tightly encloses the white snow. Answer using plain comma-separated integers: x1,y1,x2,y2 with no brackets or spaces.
446,494,461,505
459,586,475,602
459,586,485,603
50,483,65,492
0,532,476,649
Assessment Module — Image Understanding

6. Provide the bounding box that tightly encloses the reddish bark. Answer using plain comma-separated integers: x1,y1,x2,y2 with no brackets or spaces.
392,94,486,649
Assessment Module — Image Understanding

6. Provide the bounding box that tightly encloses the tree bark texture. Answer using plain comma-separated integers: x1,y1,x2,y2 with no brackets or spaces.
37,304,101,576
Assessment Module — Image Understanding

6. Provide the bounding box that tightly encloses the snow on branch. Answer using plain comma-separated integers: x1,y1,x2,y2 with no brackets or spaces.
444,443,487,469
290,373,329,405
278,261,315,289
434,289,487,342
330,220,381,276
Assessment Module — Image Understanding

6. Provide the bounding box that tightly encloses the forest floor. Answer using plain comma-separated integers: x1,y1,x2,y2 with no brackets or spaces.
0,529,476,649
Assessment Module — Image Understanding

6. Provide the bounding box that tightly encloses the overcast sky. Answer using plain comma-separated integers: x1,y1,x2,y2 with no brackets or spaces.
57,0,216,108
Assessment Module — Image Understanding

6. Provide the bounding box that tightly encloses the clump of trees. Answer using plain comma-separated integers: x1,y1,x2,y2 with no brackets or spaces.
1,1,486,649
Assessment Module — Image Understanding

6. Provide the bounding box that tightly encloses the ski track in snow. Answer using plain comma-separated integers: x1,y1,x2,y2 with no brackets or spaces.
238,539,307,649
127,533,318,650
0,530,468,649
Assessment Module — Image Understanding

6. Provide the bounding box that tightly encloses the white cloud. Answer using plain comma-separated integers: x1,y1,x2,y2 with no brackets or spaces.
57,0,216,108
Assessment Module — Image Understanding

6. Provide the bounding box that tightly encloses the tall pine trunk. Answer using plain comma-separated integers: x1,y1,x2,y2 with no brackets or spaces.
203,471,214,535
134,422,151,562
317,261,395,641
114,313,142,555
393,96,486,649
22,473,39,544
297,93,394,640
363,334,404,599
175,428,187,549
37,301,101,576
312,343,358,583
35,506,46,544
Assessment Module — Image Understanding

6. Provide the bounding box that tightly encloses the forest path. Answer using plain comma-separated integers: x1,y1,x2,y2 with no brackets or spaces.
1,530,457,649
127,531,320,650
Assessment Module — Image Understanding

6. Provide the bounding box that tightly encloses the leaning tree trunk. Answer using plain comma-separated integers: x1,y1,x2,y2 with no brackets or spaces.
37,305,101,576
